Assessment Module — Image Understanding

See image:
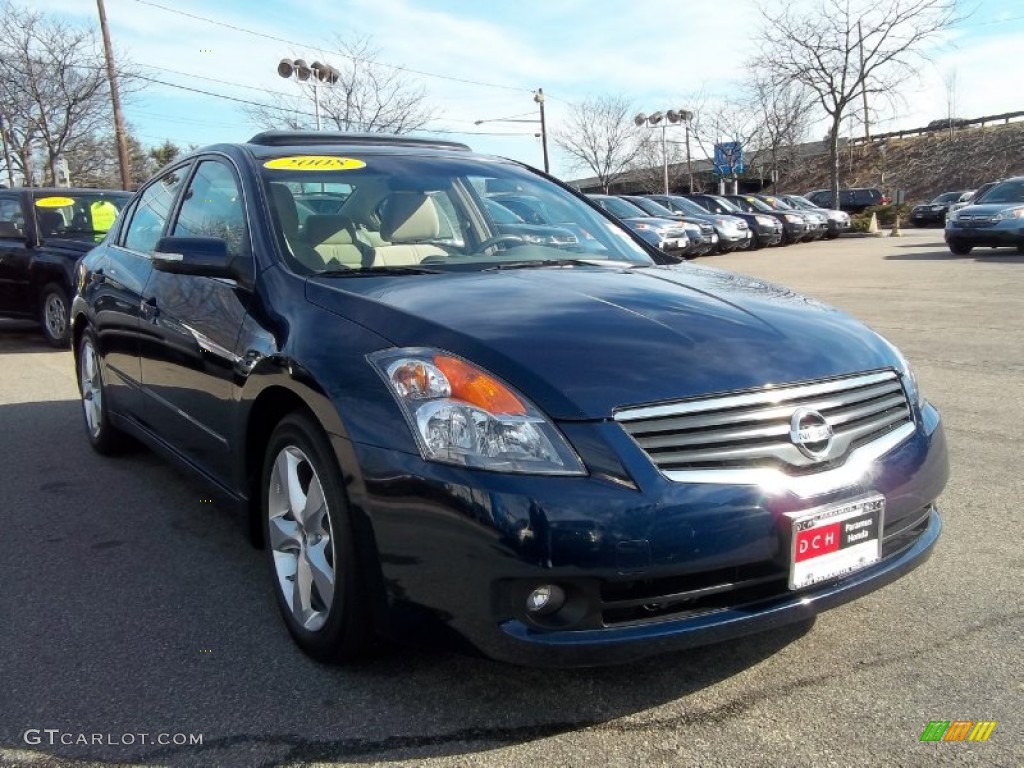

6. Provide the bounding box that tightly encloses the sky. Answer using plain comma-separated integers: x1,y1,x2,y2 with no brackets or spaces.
27,0,1024,179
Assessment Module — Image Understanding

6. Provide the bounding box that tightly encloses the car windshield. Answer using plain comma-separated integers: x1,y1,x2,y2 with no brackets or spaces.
628,197,677,217
930,192,962,204
700,196,739,214
740,196,776,213
31,191,132,242
784,195,817,210
974,180,1024,205
260,154,652,273
664,196,709,216
593,196,648,219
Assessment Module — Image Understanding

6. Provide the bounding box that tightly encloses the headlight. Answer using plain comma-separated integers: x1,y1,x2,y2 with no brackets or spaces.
877,336,925,408
368,348,585,475
755,215,775,226
994,206,1024,220
784,214,803,223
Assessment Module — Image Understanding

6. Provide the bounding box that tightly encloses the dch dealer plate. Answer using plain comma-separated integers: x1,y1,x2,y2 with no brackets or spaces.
786,494,884,590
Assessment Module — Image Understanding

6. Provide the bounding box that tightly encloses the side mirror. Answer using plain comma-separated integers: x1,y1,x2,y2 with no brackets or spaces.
153,236,236,279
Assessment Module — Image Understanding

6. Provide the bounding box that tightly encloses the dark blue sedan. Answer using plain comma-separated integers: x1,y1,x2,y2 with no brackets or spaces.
70,132,948,666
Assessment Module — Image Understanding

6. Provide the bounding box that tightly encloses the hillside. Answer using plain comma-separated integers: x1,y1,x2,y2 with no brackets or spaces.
779,121,1024,201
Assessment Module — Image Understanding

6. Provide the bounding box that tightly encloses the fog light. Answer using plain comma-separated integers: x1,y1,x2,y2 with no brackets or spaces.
526,584,565,615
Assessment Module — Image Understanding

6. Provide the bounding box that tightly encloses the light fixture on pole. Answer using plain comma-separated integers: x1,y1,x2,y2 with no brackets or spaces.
277,58,340,131
474,87,550,173
635,108,693,194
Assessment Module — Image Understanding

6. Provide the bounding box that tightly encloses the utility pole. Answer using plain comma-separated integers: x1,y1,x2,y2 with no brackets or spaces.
96,0,132,190
534,88,549,174
858,20,870,143
0,114,15,187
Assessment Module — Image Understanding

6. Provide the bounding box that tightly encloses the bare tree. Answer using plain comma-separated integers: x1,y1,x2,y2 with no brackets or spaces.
554,96,641,192
747,75,815,189
64,128,152,188
757,0,959,208
0,1,128,186
246,37,434,134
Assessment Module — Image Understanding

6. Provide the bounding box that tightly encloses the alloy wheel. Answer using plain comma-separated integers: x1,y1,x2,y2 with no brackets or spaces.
267,445,336,632
80,339,103,439
45,292,67,342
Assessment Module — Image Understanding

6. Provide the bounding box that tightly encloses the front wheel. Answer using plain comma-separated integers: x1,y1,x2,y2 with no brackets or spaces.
948,240,973,256
262,412,370,663
40,283,71,347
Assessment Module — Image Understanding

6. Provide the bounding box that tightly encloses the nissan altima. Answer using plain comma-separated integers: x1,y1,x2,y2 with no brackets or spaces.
70,132,948,667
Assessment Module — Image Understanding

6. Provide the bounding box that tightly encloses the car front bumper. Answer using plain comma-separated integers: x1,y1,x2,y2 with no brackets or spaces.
945,221,1024,248
343,401,948,666
911,209,946,226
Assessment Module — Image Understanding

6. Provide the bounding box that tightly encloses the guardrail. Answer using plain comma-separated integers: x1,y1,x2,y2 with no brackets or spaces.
848,110,1024,145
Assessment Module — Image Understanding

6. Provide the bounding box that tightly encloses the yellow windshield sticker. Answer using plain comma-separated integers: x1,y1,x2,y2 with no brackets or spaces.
263,156,365,171
35,196,75,208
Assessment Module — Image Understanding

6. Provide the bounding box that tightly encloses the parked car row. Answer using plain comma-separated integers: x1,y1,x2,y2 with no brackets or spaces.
584,192,850,258
944,175,1024,256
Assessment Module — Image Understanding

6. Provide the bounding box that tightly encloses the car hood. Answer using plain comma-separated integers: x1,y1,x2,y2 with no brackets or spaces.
956,202,1023,216
307,264,898,420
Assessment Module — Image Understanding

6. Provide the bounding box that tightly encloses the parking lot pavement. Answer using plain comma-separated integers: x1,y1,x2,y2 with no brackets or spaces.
0,232,1021,768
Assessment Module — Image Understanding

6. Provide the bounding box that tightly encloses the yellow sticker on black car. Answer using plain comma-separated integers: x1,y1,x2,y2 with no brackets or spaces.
263,156,365,171
34,196,75,208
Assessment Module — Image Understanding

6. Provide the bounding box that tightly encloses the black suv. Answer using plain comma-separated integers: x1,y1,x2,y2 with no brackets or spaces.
0,187,130,345
806,188,885,214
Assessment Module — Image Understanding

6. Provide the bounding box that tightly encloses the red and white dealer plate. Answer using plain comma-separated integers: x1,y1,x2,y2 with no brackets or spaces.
786,494,885,590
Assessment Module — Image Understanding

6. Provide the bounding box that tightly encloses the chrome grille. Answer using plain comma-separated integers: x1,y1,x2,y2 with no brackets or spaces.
616,370,913,476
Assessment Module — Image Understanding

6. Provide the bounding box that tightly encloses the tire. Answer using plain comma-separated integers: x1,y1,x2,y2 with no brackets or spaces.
77,329,131,454
40,283,71,347
751,234,765,250
948,241,973,256
262,411,370,663
1017,243,1024,255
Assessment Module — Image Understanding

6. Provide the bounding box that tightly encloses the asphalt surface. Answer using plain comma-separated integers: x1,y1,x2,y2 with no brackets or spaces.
0,229,1021,768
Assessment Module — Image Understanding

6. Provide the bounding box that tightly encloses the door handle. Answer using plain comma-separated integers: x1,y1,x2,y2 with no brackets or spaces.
141,296,159,320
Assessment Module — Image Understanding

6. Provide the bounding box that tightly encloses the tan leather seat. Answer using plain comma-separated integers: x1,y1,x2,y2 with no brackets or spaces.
305,215,367,268
372,192,447,266
268,183,325,271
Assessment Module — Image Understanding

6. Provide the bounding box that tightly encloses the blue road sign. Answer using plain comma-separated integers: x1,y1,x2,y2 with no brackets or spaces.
714,142,744,176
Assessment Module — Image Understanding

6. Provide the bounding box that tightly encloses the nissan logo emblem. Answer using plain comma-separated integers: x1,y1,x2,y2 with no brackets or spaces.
790,408,834,460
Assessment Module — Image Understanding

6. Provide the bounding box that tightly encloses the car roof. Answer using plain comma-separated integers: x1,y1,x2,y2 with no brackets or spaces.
18,187,131,196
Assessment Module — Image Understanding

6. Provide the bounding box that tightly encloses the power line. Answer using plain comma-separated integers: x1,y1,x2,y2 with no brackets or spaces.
132,0,534,94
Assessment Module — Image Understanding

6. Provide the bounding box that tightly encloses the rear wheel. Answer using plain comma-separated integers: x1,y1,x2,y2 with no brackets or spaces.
948,240,973,256
262,412,370,663
40,283,71,347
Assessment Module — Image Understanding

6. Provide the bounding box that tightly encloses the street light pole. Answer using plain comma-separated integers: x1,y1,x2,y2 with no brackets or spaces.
278,58,339,131
635,108,692,194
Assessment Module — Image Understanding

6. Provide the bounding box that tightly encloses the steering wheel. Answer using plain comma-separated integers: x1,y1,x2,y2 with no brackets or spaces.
475,234,526,252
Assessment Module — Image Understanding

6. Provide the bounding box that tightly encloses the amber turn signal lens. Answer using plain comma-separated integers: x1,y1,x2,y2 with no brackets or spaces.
433,355,526,415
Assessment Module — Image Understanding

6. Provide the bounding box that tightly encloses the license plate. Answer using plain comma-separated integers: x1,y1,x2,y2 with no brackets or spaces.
786,495,884,590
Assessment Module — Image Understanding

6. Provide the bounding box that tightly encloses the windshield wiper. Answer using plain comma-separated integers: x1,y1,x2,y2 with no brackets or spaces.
485,258,637,271
315,264,444,276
